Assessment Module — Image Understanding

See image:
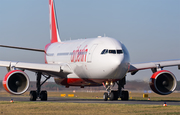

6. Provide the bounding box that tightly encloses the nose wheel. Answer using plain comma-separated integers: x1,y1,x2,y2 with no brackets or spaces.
103,90,126,101
103,92,108,101
103,78,129,101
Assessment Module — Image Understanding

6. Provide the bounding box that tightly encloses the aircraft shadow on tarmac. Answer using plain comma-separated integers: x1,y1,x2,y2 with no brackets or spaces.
48,97,180,103
1,96,180,105
129,99,180,102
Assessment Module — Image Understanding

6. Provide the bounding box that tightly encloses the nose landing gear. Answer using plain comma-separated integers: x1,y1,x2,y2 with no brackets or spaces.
103,78,129,101
103,89,120,101
103,81,116,101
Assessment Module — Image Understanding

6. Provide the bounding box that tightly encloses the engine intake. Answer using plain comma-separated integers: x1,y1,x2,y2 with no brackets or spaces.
149,70,177,95
3,70,30,95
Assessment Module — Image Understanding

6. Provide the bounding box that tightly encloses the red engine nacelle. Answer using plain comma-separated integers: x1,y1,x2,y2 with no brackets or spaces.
149,70,177,95
2,70,30,95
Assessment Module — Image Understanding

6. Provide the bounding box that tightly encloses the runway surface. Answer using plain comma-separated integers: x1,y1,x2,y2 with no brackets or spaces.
0,96,180,105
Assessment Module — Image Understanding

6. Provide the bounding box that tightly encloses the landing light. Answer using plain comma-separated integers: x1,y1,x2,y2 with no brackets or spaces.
105,81,109,85
110,81,113,86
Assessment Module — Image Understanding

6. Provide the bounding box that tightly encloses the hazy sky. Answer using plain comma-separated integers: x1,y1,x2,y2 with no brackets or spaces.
0,0,179,82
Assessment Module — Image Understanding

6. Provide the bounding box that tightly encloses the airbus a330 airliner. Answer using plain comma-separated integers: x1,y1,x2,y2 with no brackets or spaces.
1,0,180,101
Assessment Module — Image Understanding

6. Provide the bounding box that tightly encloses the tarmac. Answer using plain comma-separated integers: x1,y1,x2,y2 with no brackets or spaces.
0,96,180,105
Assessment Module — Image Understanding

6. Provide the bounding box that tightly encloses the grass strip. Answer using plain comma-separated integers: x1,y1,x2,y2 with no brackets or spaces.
0,101,180,115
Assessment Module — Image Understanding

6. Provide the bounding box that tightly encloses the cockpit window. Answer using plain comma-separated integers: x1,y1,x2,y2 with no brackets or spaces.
101,49,123,54
117,50,123,54
109,50,116,54
101,49,108,54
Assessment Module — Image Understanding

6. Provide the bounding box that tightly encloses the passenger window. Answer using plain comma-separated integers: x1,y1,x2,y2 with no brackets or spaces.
109,50,116,54
117,50,123,54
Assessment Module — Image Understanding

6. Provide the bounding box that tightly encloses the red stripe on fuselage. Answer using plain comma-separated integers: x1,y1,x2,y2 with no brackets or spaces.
54,78,119,86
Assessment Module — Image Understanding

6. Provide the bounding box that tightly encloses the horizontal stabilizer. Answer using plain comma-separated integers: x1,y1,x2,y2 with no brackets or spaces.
0,45,45,53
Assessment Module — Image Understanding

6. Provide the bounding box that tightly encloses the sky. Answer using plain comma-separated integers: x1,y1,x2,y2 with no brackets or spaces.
0,0,179,82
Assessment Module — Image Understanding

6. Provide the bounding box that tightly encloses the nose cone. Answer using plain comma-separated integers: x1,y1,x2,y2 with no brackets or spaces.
107,55,129,79
110,56,123,70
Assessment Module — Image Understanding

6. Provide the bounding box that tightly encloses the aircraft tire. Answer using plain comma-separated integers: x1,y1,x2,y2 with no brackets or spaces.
109,92,114,101
40,90,47,101
121,91,129,101
111,90,118,100
103,92,108,101
30,91,37,101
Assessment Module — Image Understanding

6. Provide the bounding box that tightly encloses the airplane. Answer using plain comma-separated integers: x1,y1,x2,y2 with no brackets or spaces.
1,0,180,101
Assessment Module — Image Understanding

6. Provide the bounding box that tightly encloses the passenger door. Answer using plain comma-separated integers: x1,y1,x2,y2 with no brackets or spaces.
87,44,98,63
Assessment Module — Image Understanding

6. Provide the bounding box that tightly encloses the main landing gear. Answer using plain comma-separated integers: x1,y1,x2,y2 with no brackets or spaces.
103,78,129,101
29,72,51,101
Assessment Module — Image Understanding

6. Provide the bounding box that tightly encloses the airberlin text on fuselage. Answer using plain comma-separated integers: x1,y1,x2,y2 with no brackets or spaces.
71,45,88,62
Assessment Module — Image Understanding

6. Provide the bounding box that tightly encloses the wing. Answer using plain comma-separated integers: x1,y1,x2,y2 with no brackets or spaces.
129,60,180,75
0,61,72,77
0,45,73,77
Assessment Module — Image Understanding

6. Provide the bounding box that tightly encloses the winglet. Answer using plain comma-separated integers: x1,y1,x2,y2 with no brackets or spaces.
49,0,61,43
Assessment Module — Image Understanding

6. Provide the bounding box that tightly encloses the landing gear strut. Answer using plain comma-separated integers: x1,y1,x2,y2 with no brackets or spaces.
103,77,129,101
117,78,129,101
29,72,50,101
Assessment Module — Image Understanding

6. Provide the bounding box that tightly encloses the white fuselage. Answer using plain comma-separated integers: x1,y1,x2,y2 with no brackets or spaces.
45,37,130,86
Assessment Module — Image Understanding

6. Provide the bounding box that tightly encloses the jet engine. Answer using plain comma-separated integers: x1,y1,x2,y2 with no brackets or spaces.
149,70,177,95
2,70,30,95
